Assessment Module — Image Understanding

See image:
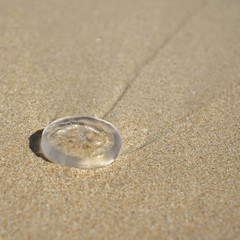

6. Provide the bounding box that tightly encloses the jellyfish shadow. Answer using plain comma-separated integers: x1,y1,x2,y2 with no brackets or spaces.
29,129,50,162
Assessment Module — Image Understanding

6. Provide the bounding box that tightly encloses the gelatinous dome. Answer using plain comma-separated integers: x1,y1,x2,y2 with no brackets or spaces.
41,116,121,169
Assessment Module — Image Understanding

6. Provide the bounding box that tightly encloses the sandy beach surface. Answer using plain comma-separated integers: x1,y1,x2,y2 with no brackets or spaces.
0,0,239,239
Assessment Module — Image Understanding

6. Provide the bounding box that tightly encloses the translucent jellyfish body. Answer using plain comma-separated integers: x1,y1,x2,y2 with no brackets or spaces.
41,116,121,169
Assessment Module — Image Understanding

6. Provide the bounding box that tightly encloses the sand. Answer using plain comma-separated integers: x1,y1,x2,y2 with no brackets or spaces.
0,0,239,239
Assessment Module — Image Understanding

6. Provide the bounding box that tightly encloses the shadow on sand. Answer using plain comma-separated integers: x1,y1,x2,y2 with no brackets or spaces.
29,129,50,162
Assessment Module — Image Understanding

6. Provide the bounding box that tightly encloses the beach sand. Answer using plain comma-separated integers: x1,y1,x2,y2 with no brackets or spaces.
0,0,239,239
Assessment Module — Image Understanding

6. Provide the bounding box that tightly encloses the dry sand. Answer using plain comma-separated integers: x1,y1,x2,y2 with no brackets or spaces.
0,0,239,239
